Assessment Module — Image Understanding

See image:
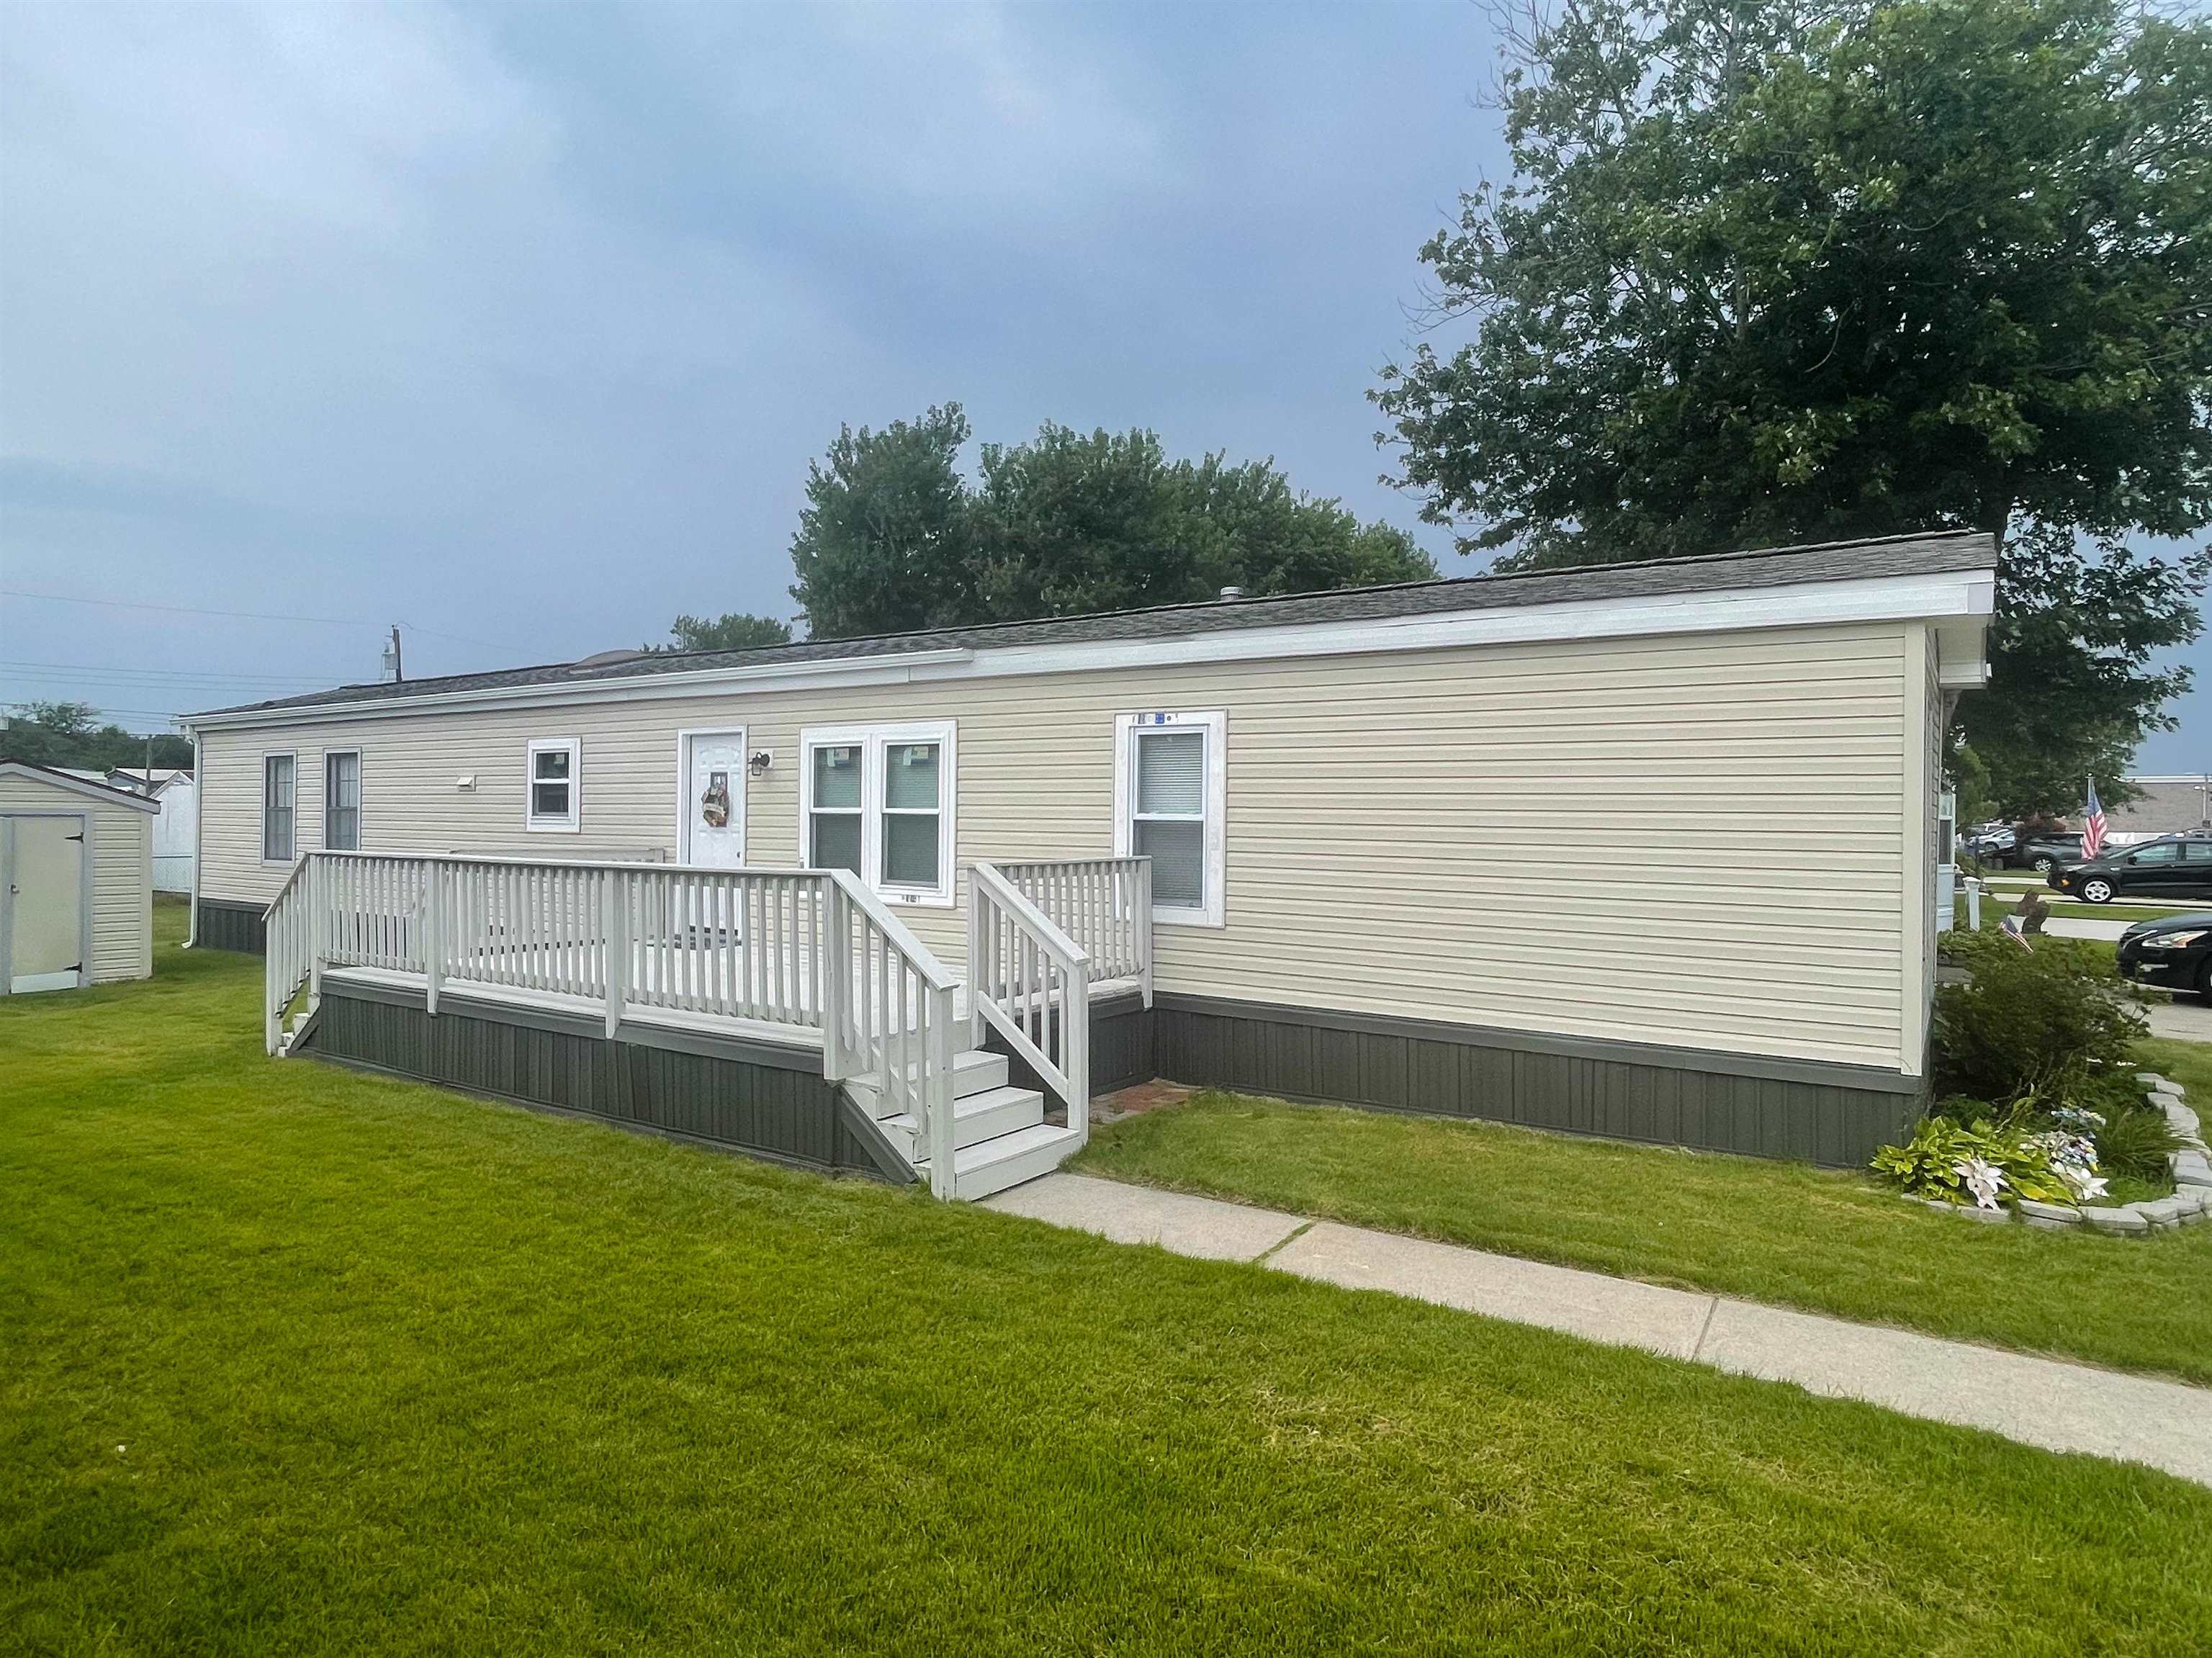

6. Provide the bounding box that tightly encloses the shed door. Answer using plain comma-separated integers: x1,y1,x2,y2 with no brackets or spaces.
8,816,85,993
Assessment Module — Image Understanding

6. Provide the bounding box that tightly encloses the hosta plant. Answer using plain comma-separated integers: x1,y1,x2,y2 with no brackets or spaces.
1871,1111,2083,1211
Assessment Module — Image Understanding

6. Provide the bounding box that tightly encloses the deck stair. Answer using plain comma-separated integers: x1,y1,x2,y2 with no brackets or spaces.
841,1048,1084,1200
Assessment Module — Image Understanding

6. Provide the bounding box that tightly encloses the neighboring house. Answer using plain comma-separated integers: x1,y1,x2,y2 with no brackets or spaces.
2108,775,2212,845
181,531,1994,1195
116,770,198,893
44,767,197,891
0,761,158,994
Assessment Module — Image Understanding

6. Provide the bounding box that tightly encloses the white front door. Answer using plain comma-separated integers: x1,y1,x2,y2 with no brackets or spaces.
680,731,747,868
7,815,86,994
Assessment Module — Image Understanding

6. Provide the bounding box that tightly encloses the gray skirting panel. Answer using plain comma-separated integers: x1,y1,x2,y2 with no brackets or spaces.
298,978,911,1184
982,991,1159,1112
1143,993,1923,1169
194,897,267,955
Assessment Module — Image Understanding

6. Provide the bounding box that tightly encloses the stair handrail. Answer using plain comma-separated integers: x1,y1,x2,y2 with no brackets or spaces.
968,860,1090,1148
821,868,961,1197
261,851,318,1055
989,854,1151,1006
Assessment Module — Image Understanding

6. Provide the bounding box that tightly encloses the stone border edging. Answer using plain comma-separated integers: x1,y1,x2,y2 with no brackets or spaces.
1908,1073,2210,1234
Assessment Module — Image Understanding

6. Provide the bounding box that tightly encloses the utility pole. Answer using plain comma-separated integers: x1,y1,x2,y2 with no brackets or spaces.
382,625,404,684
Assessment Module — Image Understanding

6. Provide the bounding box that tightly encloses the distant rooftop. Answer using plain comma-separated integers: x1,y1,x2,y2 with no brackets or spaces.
189,529,1995,721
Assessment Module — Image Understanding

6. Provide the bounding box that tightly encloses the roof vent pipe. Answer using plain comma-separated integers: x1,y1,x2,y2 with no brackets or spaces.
1218,585,1245,601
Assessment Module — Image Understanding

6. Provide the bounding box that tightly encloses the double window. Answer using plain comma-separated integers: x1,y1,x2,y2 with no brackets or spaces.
526,738,581,833
324,750,361,850
1115,711,1225,927
261,752,297,862
799,721,956,904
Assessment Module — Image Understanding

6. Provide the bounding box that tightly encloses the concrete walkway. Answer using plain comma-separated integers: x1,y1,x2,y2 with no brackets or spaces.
984,1173,2212,1487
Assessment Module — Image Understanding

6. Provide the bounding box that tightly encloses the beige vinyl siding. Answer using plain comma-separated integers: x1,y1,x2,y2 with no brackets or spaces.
197,619,1915,1071
1,776,153,984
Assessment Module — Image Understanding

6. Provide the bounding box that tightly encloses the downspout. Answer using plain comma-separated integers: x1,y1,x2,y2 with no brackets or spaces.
184,724,202,948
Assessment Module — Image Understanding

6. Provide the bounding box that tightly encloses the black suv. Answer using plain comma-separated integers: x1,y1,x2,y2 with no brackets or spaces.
2048,835,2212,904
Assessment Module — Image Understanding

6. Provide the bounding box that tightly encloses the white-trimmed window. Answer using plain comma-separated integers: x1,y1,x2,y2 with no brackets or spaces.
526,738,581,833
1115,711,1225,927
261,752,297,862
799,721,956,905
324,749,361,851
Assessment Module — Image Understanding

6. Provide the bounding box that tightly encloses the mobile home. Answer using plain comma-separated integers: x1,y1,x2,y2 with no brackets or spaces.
184,532,1993,1196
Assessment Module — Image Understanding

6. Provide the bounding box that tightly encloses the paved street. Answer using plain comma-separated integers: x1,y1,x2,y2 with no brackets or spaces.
2148,999,2212,1044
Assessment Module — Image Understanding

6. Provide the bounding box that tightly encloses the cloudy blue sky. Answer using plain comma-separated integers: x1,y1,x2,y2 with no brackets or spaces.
1,1,2203,769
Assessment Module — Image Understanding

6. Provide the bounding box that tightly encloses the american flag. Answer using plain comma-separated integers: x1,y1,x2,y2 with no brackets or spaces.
2082,779,2108,860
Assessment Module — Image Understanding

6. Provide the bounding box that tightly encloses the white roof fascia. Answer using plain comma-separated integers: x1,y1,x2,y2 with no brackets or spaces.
182,567,1993,734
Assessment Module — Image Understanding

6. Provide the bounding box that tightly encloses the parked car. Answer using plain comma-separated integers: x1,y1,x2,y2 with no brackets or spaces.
2116,911,2212,997
1961,824,2017,860
2015,832,2085,873
2048,834,2212,904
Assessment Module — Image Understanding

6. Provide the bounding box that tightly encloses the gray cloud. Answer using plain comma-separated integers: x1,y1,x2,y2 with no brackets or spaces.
2,1,2198,767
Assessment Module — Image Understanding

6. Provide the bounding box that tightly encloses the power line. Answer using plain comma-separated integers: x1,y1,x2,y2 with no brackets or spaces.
0,659,334,685
1,590,526,654
395,618,527,652
1,587,379,628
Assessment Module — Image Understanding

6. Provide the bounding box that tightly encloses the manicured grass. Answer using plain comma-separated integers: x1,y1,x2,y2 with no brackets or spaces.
1076,1093,2212,1386
5,914,2211,1654
1977,895,2188,922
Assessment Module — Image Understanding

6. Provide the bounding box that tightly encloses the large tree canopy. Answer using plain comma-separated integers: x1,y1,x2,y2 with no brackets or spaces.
788,404,980,642
974,423,1433,621
788,405,1435,640
1375,0,2212,811
1961,527,2203,816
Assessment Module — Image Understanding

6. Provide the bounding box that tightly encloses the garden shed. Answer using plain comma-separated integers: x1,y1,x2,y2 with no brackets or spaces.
0,761,158,994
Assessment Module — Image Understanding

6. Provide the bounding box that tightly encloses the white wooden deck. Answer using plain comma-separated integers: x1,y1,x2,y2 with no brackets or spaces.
267,851,1152,1199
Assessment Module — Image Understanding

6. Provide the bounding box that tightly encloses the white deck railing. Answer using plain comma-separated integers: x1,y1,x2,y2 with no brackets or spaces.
991,856,1151,1003
820,872,961,1197
263,852,961,1193
968,862,1090,1144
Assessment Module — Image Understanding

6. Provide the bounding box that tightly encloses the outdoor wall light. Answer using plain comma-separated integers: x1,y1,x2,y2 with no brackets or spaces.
747,751,773,778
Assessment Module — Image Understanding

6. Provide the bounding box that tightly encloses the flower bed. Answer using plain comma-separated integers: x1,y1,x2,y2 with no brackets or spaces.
1873,932,2207,1234
1884,1073,2210,1235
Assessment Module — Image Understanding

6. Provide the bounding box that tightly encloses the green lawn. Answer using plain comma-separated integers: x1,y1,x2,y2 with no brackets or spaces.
5,909,2211,1654
1076,1094,2212,1386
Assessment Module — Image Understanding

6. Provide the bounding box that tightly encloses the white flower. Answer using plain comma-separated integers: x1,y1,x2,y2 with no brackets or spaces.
1954,1156,2008,1211
2057,1164,2110,1204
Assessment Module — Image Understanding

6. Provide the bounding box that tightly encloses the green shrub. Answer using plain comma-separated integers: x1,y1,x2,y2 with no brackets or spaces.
1931,932,2146,1102
2095,1106,2186,1184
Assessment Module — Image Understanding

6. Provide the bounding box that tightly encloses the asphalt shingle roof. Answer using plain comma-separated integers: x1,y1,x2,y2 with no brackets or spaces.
190,529,1994,720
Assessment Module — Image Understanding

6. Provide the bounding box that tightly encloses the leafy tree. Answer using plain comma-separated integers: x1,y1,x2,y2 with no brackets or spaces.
787,408,1434,638
788,404,980,641
1,700,192,772
1959,527,2203,816
975,426,1434,618
1372,0,2212,811
651,613,792,654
